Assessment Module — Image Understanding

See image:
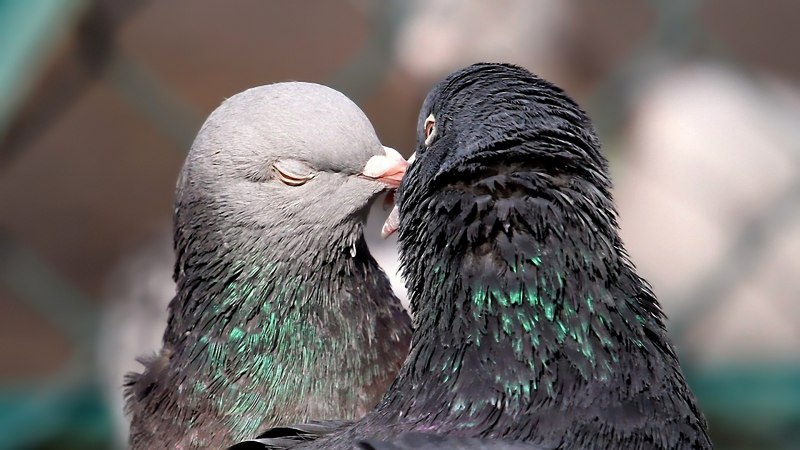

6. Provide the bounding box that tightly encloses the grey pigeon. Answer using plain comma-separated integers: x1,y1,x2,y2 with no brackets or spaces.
124,82,413,449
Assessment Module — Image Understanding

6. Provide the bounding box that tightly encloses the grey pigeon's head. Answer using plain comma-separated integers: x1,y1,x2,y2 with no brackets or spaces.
176,82,407,251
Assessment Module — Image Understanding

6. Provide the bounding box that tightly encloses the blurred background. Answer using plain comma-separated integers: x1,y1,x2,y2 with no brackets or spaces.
0,0,798,449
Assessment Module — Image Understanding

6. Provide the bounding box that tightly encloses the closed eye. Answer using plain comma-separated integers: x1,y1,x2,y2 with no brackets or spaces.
273,159,316,186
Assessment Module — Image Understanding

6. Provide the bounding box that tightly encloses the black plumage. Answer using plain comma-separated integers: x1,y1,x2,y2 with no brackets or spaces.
231,63,713,450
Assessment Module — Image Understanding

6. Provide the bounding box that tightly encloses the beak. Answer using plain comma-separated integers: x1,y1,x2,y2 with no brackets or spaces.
380,152,416,239
361,146,408,188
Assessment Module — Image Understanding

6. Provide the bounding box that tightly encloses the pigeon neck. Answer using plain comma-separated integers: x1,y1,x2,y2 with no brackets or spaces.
382,167,674,435
170,221,365,336
165,221,401,438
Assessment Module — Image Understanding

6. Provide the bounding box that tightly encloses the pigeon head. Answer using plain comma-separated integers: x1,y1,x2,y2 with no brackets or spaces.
406,63,609,212
178,82,406,251
384,63,611,238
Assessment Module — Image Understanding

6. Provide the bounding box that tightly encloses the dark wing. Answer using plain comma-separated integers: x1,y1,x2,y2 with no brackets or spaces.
356,432,551,450
227,420,353,450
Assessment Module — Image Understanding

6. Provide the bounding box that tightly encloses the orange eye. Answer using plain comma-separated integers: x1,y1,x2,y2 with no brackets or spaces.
424,120,435,138
423,113,436,145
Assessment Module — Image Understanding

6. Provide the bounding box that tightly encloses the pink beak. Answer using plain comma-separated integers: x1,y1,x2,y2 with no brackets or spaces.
361,146,408,188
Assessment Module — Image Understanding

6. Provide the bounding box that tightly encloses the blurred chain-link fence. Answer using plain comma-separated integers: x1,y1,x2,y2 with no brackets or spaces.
1,1,798,449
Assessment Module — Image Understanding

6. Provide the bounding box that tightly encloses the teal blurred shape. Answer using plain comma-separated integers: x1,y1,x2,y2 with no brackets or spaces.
0,383,114,450
688,365,800,450
0,0,89,141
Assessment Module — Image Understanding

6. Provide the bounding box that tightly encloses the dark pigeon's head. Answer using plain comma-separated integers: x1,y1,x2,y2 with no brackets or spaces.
177,82,407,250
383,63,609,238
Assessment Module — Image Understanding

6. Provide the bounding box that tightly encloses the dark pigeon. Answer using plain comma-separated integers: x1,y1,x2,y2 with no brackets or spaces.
234,63,713,449
124,82,413,449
